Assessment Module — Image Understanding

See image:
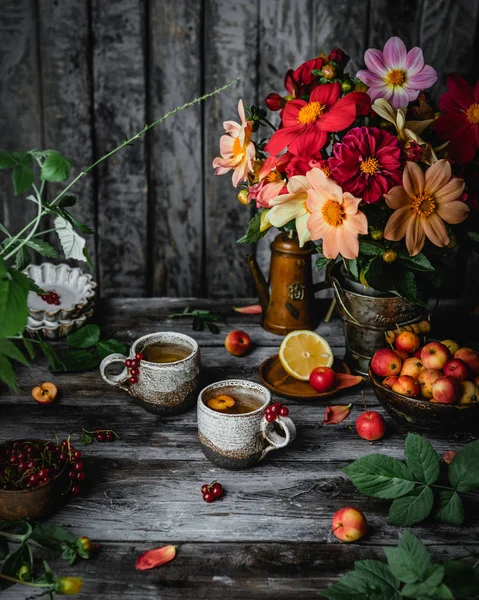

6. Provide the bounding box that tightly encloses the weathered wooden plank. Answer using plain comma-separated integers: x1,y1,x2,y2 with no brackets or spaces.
37,0,96,268
92,0,148,296
0,0,41,234
3,541,472,600
148,0,204,297
203,0,258,298
369,0,424,50
420,0,479,97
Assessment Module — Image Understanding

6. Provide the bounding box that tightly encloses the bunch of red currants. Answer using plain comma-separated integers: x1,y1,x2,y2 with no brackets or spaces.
124,353,143,384
201,481,223,503
264,402,289,422
37,290,61,306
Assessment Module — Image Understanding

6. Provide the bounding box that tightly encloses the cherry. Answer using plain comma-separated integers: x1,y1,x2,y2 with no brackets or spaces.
73,462,84,472
201,484,209,494
17,462,26,471
61,440,69,448
76,471,86,482
131,359,140,368
38,468,50,478
95,433,105,442
130,367,139,377
59,452,68,462
105,432,113,442
73,450,82,460
29,473,39,485
203,492,215,503
212,483,223,498
279,406,289,417
135,353,143,361
8,455,18,464
129,376,138,384
68,470,76,479
40,476,51,485
71,485,81,495
265,412,276,423
269,402,282,414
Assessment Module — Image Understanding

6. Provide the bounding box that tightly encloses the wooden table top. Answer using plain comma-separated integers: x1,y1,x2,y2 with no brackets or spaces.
1,298,478,599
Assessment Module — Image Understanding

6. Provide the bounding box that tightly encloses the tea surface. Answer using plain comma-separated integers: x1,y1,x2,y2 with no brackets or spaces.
143,343,191,363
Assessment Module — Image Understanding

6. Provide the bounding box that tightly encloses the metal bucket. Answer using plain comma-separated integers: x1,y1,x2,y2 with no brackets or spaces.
330,265,425,375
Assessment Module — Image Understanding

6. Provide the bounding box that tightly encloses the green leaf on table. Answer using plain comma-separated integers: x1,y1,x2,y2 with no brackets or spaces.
97,339,127,359
444,559,479,599
343,454,416,499
26,238,59,258
0,353,17,392
0,150,17,169
0,259,33,337
435,490,464,525
67,324,101,349
384,546,421,584
448,439,479,492
30,523,76,551
40,150,72,182
54,216,86,261
237,213,268,244
321,570,371,599
388,485,434,526
401,564,445,599
0,545,28,590
397,531,431,578
404,433,440,485
12,163,34,195
359,240,384,256
398,250,434,271
80,429,94,445
0,339,29,366
51,349,100,373
355,560,400,594
37,337,64,371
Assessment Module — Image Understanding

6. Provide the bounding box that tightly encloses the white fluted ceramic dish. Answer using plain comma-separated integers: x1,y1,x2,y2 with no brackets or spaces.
25,308,94,340
24,263,97,322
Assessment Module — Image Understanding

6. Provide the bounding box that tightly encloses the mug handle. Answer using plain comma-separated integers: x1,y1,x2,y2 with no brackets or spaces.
99,354,130,393
260,415,297,460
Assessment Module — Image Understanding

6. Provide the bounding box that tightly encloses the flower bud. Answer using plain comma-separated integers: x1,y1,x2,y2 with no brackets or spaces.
260,209,272,232
370,229,383,241
321,64,336,80
341,79,354,93
77,536,95,556
265,93,286,112
404,140,423,162
17,564,31,582
328,48,350,68
237,189,250,205
355,81,368,93
55,577,83,595
382,249,398,263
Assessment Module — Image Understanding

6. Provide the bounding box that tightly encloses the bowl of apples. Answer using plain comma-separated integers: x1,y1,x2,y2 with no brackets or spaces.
368,332,479,433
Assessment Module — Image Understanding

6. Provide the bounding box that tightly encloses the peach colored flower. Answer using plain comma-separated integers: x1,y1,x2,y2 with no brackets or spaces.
212,100,255,187
267,175,313,247
384,160,468,256
306,168,368,259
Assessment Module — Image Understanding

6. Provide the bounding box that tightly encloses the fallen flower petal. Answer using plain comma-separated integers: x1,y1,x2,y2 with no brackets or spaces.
324,403,352,424
136,545,176,571
443,450,456,464
233,304,263,314
335,373,364,391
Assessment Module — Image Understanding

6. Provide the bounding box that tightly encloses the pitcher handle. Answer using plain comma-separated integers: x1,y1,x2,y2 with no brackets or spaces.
259,416,296,460
99,354,130,393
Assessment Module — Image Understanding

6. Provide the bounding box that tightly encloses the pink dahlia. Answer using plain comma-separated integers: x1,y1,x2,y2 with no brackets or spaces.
357,37,437,109
329,127,402,204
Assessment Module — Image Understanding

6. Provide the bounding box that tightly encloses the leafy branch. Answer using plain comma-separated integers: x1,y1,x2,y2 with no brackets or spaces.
322,530,479,599
168,307,222,334
343,434,479,527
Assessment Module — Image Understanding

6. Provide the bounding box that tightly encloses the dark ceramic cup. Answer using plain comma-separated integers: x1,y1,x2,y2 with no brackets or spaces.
197,379,296,469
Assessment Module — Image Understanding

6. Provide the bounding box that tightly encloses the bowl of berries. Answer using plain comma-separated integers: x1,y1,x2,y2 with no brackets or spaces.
369,332,479,433
0,438,84,521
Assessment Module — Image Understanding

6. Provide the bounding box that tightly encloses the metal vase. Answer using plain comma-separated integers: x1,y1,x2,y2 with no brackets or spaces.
330,264,425,375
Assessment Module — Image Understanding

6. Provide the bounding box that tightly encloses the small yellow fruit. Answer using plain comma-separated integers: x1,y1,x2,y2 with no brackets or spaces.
207,395,236,411
237,189,250,205
441,339,460,355
382,249,398,263
459,381,478,404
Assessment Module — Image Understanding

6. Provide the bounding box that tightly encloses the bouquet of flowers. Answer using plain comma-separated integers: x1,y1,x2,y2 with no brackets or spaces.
213,37,479,307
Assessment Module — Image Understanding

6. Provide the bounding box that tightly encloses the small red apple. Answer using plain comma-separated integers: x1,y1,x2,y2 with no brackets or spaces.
394,349,409,361
417,369,442,399
413,346,423,358
331,507,367,542
454,348,479,376
421,342,451,371
382,375,398,389
392,375,420,397
356,411,386,441
458,380,478,404
309,366,336,393
371,349,402,377
441,339,460,355
443,359,470,382
431,376,460,404
400,357,424,379
224,330,252,357
395,330,420,354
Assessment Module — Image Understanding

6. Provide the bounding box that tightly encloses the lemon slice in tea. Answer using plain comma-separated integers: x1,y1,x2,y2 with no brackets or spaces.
279,330,334,381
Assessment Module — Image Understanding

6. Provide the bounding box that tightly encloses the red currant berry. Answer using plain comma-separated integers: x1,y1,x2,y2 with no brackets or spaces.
279,406,289,417
73,461,84,472
130,367,139,377
105,432,113,442
8,455,18,464
73,450,82,460
38,468,49,478
68,470,76,479
265,412,276,423
129,376,138,384
212,483,223,498
61,440,69,448
59,452,67,462
76,471,87,481
96,433,105,442
53,299,61,305
135,353,143,361
40,476,51,485
29,473,39,485
125,359,133,368
270,402,282,414
17,462,26,471
203,492,215,503
201,484,209,494
131,359,140,368
71,485,81,495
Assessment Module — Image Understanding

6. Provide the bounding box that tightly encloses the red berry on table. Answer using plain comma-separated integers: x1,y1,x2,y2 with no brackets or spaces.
71,485,81,495
203,492,215,503
129,376,138,384
279,406,289,417
135,353,143,361
201,484,209,494
265,412,276,423
96,433,105,442
76,471,87,481
130,367,139,377
105,431,113,442
211,483,223,498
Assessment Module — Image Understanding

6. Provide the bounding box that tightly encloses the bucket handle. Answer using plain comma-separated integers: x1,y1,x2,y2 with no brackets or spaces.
330,278,362,326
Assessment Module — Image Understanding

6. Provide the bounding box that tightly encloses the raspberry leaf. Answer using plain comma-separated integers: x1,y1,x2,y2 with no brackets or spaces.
448,439,479,492
397,531,431,578
388,485,434,526
383,546,420,584
435,490,464,526
404,433,440,485
343,454,416,499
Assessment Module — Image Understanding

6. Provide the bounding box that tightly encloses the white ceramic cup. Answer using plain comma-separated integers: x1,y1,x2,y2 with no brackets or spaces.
100,332,200,415
197,379,296,469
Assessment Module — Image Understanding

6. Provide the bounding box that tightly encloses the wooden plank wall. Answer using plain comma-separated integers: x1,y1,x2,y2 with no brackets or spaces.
1,0,478,298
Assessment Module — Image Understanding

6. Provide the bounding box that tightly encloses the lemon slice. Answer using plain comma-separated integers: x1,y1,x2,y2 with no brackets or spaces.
279,330,334,381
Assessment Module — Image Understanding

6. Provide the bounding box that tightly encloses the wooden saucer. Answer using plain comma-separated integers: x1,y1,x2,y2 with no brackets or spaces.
259,355,354,400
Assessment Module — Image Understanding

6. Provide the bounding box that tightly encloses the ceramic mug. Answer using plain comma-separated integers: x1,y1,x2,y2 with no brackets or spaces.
197,379,296,469
99,332,200,415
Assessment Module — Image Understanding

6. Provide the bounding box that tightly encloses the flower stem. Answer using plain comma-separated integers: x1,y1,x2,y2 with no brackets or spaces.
0,573,50,589
2,190,43,261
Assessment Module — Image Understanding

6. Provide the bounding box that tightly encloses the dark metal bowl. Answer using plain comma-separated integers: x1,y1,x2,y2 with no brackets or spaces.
368,368,479,433
0,439,70,521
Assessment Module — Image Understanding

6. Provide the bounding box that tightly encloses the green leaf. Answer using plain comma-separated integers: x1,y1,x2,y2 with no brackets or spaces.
40,150,72,182
67,324,101,348
404,433,440,485
80,430,94,445
0,260,32,337
237,213,268,244
12,151,33,166
321,570,370,599
22,336,36,359
359,240,384,256
0,150,17,169
388,485,434,526
26,238,59,258
12,163,34,195
58,194,77,208
397,531,431,578
0,545,28,590
444,559,479,599
344,258,359,279
0,339,29,366
37,337,64,371
401,565,446,599
30,523,76,551
54,216,86,260
384,546,421,584
343,455,416,499
393,270,419,305
316,256,331,272
83,246,93,270
435,490,464,525
448,439,479,492
355,560,400,594
97,339,127,359
398,250,435,271
14,245,31,271
51,348,101,372
0,537,8,559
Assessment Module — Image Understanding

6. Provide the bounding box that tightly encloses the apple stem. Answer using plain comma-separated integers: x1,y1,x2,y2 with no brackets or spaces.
331,524,342,535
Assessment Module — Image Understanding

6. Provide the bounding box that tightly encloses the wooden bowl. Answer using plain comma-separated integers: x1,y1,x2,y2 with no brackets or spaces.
0,440,70,521
369,368,479,433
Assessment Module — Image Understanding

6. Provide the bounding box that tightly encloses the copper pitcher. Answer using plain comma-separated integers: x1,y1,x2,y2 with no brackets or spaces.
247,232,317,336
